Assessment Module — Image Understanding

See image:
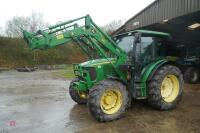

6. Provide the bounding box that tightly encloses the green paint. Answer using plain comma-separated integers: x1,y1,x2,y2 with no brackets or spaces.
73,58,120,90
22,14,172,99
140,59,168,97
79,58,116,67
115,30,170,38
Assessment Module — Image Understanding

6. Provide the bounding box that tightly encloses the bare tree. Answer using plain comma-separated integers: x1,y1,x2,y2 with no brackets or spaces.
28,12,49,33
103,20,124,34
5,16,29,37
5,12,49,38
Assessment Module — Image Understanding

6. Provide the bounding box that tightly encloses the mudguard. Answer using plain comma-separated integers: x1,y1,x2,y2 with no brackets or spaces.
139,59,168,97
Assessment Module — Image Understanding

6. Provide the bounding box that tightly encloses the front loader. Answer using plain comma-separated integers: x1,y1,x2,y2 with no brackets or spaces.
23,15,184,122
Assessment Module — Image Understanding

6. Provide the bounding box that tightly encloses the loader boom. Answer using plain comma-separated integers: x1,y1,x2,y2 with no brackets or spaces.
23,15,128,80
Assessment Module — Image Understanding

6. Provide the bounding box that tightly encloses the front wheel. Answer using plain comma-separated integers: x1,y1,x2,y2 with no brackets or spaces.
148,65,184,110
69,78,87,104
87,79,129,122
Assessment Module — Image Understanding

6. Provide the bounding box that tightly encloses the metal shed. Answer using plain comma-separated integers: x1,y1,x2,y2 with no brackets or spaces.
113,0,200,47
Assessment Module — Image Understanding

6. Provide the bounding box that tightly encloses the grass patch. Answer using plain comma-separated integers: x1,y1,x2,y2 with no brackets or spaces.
53,65,75,79
0,37,86,68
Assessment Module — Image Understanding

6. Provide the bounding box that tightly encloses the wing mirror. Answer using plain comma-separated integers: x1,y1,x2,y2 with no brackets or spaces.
134,33,141,44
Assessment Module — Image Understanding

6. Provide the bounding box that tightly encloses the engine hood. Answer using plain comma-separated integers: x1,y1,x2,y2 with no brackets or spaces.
79,58,116,67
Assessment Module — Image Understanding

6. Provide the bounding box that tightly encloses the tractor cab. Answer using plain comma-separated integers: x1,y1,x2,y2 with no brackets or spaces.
115,30,170,63
115,30,170,79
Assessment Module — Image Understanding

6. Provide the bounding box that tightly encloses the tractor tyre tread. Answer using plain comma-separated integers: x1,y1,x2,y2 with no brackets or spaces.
184,67,199,84
87,79,129,122
69,78,87,104
148,65,184,110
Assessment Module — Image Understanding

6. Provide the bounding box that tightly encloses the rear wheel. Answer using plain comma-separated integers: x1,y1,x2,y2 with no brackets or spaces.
148,65,184,110
69,78,87,104
184,67,199,84
88,79,129,122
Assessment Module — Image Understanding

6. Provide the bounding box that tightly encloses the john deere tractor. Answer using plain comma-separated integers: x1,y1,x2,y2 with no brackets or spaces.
23,15,183,122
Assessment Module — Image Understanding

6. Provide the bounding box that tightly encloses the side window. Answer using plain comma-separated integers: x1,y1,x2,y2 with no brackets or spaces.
117,36,134,53
155,39,166,57
136,37,153,64
141,37,153,56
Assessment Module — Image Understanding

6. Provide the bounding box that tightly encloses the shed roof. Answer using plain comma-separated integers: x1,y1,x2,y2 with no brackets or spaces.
112,0,200,47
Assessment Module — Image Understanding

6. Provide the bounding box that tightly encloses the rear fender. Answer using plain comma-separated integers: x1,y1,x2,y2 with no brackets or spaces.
139,59,168,97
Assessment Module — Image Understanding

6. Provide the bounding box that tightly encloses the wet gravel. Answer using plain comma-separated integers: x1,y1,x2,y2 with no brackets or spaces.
0,70,200,133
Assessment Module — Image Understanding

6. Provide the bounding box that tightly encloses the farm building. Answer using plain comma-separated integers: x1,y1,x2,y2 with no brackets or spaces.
113,0,200,47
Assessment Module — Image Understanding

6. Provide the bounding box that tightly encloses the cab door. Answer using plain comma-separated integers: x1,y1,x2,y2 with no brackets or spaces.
134,37,155,81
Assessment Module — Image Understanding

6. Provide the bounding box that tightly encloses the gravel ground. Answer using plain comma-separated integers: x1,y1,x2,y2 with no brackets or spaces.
0,70,199,133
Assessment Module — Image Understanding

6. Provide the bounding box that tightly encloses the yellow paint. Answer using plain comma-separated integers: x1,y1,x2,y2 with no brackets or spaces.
78,91,87,99
100,89,122,114
56,34,64,40
166,56,179,61
161,75,179,103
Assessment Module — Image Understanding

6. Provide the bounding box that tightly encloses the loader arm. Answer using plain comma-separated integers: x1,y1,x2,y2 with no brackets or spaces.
23,15,128,80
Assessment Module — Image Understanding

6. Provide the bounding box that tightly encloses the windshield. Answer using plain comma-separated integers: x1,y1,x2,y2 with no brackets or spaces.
116,36,134,53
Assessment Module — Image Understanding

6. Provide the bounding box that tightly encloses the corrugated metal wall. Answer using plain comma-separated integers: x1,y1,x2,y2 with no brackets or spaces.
117,0,200,33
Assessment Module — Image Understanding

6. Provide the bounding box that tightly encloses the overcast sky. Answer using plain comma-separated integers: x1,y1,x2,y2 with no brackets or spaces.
0,0,154,29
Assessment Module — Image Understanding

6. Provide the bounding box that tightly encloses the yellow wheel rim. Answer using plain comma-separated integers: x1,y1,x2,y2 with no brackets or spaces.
161,75,179,103
100,89,122,114
78,91,87,99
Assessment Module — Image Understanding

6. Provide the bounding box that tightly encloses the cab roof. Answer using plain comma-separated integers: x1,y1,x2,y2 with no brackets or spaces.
114,30,170,38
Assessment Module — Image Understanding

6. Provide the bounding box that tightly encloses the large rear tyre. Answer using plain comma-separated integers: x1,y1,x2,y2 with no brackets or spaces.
88,79,129,122
69,78,87,104
148,65,184,110
184,67,199,84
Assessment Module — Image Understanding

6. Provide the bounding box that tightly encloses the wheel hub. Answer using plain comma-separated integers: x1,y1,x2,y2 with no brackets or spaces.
78,91,87,99
161,75,180,103
100,89,122,114
104,94,116,105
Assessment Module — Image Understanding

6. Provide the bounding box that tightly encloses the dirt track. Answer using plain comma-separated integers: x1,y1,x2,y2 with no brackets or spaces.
0,70,200,133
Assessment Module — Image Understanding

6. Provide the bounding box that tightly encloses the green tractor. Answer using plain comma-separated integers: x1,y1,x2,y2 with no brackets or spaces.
23,15,184,122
